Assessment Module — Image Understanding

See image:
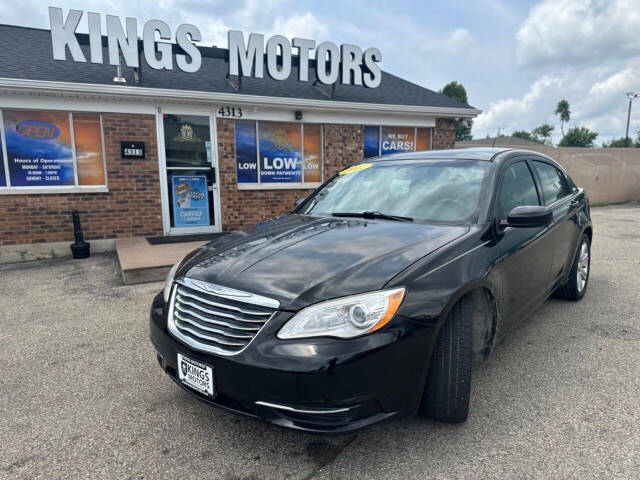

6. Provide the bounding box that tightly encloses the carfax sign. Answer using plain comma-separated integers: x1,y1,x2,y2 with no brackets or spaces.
171,175,210,227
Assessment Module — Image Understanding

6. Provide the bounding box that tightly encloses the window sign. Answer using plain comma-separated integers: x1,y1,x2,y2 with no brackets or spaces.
363,126,380,158
380,126,416,155
303,124,322,183
234,121,258,183
171,175,211,227
259,122,302,183
0,109,107,191
74,113,106,185
364,126,432,158
234,121,322,186
3,110,75,186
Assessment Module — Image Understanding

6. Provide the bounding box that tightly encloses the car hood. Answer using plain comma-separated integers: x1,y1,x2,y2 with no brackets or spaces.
181,214,468,310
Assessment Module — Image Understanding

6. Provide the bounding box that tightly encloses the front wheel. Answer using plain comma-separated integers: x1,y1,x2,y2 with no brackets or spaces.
422,297,473,423
554,233,590,301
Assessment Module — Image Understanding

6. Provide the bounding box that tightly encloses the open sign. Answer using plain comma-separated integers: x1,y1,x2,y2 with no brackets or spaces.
16,120,60,140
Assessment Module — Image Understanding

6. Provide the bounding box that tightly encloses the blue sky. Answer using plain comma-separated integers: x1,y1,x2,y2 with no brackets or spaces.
3,0,640,144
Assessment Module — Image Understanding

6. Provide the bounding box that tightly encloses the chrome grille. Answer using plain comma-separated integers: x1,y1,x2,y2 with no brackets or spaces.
168,277,279,355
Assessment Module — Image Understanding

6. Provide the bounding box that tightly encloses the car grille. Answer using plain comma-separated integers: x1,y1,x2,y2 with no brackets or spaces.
167,277,279,356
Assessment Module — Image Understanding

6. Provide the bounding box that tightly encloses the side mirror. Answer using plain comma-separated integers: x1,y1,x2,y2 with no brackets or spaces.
502,205,553,228
294,198,305,208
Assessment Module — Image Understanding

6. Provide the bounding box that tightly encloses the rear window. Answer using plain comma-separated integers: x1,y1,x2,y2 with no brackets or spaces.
533,161,572,205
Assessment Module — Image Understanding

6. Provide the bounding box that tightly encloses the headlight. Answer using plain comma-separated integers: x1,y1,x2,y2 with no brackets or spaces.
163,261,181,303
277,288,405,340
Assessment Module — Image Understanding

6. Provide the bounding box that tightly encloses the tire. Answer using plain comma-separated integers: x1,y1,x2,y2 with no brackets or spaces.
554,233,590,301
422,297,473,423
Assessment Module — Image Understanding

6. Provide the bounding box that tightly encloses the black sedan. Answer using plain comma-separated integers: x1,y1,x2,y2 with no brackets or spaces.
149,148,592,433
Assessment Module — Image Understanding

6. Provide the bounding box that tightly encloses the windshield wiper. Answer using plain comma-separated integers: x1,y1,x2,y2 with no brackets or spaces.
331,211,414,222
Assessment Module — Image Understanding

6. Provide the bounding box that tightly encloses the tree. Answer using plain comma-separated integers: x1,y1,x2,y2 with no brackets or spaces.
602,137,634,148
441,81,473,141
603,130,640,147
512,130,544,144
532,124,555,145
558,126,598,147
555,100,571,136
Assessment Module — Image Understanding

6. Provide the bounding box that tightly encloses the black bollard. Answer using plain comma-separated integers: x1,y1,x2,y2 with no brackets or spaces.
70,210,90,259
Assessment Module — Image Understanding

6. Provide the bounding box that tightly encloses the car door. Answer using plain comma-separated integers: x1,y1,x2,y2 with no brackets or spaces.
531,160,581,286
494,158,554,327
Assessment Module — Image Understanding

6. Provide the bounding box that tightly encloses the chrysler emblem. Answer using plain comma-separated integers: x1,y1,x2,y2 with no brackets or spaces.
189,279,252,297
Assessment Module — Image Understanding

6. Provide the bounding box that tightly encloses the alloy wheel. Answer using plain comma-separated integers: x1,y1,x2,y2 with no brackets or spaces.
576,240,589,292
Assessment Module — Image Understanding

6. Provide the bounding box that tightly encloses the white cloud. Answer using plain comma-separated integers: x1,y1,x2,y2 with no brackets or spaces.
271,12,328,42
423,28,475,55
481,0,521,25
474,63,640,143
474,75,566,137
475,0,640,144
516,0,640,68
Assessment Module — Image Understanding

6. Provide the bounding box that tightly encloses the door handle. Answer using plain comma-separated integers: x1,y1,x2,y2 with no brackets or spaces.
570,199,580,207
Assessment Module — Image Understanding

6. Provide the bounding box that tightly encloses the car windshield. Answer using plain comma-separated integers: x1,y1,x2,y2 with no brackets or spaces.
297,159,491,223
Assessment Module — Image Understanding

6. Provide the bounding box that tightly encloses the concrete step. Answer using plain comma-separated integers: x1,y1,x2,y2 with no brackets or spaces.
115,237,208,285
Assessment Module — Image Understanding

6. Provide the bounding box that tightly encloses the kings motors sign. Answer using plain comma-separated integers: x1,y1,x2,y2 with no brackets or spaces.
48,7,383,88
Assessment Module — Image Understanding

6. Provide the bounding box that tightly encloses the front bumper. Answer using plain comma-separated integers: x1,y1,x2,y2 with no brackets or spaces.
149,292,437,433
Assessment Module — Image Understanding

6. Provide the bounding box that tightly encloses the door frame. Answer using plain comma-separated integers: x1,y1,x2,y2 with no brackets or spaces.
156,107,222,235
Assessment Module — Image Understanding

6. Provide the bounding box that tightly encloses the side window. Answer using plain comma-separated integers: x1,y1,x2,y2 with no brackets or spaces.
499,161,540,217
564,171,577,192
533,161,572,205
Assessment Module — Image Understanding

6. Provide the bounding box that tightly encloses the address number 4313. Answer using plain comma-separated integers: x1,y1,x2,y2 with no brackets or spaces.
218,106,243,118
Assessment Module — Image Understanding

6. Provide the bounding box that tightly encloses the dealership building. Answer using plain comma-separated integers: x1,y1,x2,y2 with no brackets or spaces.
0,17,479,255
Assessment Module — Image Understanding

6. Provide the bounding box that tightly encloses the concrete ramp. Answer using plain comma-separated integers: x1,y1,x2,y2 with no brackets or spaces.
115,237,208,285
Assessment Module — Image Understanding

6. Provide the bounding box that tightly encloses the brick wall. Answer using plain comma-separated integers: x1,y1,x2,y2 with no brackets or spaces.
0,113,163,246
216,119,364,231
0,115,454,245
433,118,456,149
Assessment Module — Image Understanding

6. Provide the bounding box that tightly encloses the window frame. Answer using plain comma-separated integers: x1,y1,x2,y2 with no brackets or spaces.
495,158,543,220
234,120,324,190
0,108,108,195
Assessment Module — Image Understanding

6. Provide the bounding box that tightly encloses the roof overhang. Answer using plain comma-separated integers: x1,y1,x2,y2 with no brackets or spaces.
0,77,482,118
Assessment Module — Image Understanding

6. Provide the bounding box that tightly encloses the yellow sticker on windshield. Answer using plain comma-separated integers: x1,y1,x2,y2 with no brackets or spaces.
339,163,372,175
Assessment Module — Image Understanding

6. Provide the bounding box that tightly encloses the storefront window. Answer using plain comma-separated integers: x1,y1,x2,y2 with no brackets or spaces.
0,109,107,190
162,113,216,228
363,126,432,158
235,121,323,187
162,114,211,168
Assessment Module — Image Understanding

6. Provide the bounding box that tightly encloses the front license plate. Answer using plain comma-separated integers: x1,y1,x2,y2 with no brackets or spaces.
177,353,215,398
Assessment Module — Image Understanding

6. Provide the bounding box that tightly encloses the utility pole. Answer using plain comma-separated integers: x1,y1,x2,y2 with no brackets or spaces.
625,92,639,144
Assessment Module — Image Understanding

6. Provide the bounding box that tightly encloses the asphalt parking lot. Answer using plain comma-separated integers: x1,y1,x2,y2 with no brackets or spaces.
1,204,639,479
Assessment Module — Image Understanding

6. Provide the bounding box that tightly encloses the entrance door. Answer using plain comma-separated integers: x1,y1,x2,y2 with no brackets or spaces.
157,109,221,234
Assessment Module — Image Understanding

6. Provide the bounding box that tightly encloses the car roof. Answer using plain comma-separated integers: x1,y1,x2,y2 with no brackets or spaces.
365,148,564,166
366,148,512,162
